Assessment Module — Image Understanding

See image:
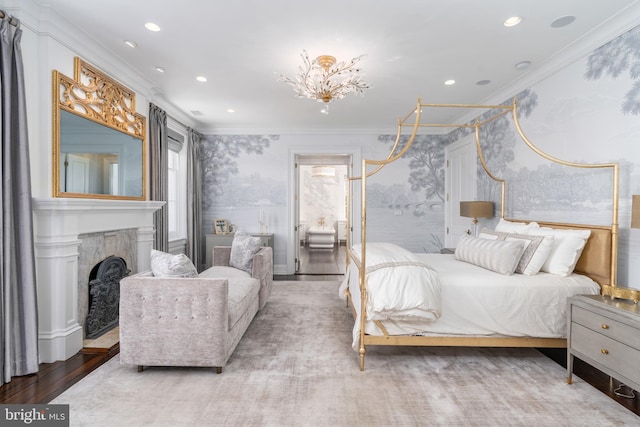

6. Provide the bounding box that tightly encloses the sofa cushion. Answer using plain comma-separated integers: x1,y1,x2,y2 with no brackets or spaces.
150,250,198,278
229,232,262,273
226,277,260,329
199,266,251,280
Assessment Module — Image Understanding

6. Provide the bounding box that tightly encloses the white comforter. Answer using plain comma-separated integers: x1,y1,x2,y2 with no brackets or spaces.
340,243,442,348
340,251,600,351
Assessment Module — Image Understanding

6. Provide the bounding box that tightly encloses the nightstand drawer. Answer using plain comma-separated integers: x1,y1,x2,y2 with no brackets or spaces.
571,305,640,351
571,323,640,385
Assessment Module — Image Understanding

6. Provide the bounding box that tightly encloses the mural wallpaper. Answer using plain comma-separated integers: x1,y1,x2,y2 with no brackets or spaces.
201,25,639,282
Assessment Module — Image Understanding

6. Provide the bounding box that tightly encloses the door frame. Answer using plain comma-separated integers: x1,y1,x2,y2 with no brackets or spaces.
287,147,362,275
444,133,478,247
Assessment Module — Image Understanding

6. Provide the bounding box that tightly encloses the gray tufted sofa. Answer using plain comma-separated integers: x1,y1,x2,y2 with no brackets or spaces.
119,246,272,373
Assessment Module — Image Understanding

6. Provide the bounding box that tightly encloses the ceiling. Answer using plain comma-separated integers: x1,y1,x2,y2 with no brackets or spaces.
34,0,639,134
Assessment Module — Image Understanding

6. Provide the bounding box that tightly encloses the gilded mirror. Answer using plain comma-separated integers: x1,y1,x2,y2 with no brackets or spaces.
53,58,146,200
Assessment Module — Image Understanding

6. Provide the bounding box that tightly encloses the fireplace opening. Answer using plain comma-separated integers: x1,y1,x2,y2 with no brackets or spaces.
85,255,130,339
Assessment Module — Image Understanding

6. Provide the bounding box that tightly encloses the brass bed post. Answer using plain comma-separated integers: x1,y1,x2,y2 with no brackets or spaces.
359,157,367,371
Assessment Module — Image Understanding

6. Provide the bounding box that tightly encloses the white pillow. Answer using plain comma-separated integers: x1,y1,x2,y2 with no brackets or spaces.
455,235,525,275
504,233,554,275
478,228,506,240
494,218,538,233
150,250,198,278
229,232,262,273
524,227,590,276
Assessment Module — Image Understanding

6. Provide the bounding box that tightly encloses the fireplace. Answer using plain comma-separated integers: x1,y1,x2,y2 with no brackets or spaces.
32,198,164,362
85,256,130,339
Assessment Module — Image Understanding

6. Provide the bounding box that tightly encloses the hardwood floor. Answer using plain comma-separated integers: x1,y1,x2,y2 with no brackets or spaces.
0,344,119,404
296,243,347,276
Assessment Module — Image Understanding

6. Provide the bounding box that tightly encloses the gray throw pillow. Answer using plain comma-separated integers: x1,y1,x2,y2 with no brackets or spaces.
230,232,261,273
150,250,198,278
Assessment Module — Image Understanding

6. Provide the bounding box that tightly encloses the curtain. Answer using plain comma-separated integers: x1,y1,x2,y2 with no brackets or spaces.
149,103,168,251
186,128,203,270
0,15,39,386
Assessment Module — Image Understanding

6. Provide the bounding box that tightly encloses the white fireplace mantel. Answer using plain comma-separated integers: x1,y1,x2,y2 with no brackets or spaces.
32,197,164,363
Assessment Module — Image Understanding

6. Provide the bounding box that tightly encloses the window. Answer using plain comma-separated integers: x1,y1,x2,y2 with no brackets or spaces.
167,127,187,243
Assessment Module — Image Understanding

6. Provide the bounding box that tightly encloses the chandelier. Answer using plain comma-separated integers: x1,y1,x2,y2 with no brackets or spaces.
279,50,370,104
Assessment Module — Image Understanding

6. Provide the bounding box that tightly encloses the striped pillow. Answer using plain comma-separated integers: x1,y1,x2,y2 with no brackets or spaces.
455,235,525,275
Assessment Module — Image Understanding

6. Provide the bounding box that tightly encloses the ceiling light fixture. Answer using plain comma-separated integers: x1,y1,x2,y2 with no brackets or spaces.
504,16,522,27
476,80,491,86
226,109,235,113
154,66,165,73
279,50,370,104
551,16,576,28
311,165,335,177
444,79,456,85
515,60,531,70
144,22,161,32
196,76,208,82
124,40,137,48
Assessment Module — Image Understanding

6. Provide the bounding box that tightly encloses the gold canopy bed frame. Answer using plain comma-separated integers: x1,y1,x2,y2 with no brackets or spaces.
344,98,632,371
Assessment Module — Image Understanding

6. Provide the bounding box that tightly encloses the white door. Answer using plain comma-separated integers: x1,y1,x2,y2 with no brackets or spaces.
62,153,90,193
294,161,302,272
444,134,477,248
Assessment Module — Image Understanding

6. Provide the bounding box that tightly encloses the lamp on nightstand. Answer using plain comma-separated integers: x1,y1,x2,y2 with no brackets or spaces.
460,201,494,236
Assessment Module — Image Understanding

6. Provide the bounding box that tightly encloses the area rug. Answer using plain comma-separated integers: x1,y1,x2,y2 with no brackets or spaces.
52,281,639,426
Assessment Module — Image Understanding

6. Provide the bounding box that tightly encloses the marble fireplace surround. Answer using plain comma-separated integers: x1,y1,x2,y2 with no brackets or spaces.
32,198,164,363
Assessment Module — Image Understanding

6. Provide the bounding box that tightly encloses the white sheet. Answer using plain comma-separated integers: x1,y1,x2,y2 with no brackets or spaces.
340,253,600,351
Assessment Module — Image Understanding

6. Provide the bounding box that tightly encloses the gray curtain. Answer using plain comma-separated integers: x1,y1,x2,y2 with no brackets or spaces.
149,103,168,251
0,15,39,386
186,128,203,270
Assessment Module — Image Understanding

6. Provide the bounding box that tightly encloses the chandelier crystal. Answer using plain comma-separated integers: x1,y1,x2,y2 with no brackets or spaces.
279,50,370,104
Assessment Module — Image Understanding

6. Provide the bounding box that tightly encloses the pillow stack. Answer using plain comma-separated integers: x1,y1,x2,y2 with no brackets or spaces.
455,218,590,276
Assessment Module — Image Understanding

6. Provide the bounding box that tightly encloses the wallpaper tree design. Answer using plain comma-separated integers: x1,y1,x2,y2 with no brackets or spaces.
377,134,448,206
585,25,640,115
200,135,277,209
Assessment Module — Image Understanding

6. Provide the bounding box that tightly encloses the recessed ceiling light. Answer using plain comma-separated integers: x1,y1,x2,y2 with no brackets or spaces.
144,22,161,32
154,66,165,73
226,109,235,113
196,76,208,82
515,60,532,70
124,40,137,48
444,79,456,86
504,16,522,27
476,80,491,86
551,16,576,28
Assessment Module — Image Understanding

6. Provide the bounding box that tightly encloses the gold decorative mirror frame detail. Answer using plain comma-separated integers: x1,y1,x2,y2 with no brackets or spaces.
53,57,146,200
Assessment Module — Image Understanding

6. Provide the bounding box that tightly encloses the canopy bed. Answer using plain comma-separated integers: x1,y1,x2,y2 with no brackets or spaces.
342,98,626,371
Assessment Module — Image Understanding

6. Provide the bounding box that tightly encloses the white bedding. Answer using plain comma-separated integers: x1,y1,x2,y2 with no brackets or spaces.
339,252,600,351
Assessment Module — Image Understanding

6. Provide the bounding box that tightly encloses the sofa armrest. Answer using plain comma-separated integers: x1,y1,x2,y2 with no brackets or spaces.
119,272,230,368
252,247,273,310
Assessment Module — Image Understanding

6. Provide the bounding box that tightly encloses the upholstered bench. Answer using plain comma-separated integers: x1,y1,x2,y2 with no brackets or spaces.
119,269,260,374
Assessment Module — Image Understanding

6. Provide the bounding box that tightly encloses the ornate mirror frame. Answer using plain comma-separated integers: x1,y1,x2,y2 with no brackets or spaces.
53,57,146,200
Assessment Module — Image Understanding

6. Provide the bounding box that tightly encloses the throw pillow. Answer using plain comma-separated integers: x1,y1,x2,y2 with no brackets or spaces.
230,232,262,273
454,235,525,275
504,233,554,275
494,218,539,233
524,227,590,276
150,250,198,278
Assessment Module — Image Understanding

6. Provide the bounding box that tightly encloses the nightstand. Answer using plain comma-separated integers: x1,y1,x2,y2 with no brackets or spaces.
567,295,640,393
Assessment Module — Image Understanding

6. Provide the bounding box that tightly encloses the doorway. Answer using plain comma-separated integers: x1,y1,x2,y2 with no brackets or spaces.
295,155,350,276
